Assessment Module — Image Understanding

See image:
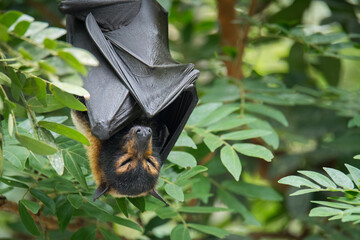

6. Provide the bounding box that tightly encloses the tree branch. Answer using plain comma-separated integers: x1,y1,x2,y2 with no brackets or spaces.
217,0,257,79
0,197,84,232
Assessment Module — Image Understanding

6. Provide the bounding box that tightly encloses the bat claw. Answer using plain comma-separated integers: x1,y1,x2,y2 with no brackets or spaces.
150,190,169,206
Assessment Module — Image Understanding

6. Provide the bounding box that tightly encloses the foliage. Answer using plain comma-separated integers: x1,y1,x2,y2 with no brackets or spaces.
279,159,360,223
1,0,360,240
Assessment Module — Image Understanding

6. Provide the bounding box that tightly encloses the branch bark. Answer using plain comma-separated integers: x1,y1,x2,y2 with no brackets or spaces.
0,197,84,232
217,0,257,79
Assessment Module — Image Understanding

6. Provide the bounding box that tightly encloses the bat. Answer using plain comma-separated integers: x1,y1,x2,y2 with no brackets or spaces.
59,0,199,202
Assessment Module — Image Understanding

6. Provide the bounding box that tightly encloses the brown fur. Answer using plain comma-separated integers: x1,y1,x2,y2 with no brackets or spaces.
72,111,161,199
71,111,103,185
116,129,158,176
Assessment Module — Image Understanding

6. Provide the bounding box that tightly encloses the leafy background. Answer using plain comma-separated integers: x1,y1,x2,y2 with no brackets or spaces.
1,0,360,239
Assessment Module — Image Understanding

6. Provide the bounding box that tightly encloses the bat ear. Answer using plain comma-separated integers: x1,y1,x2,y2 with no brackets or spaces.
150,190,169,206
93,182,110,201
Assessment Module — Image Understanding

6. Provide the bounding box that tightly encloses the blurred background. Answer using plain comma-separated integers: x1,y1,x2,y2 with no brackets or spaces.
1,0,360,239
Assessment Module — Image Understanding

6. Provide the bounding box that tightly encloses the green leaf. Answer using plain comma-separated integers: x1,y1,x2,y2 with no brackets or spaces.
168,151,196,168
18,201,40,236
187,103,222,126
343,206,360,214
203,133,223,152
0,177,28,188
245,103,288,127
128,197,145,212
52,81,89,97
207,115,256,132
223,181,283,201
233,143,273,162
56,200,74,232
50,85,87,111
342,214,360,222
3,145,29,170
176,166,208,186
116,198,128,217
32,27,66,43
221,129,272,141
0,72,11,86
175,131,197,149
29,189,55,214
43,38,57,49
61,48,99,66
58,50,86,75
171,225,190,240
39,60,57,74
165,183,184,201
25,77,47,106
38,121,89,145
67,194,84,209
220,145,241,181
278,176,321,189
192,176,212,204
192,127,223,152
71,226,96,240
24,21,48,37
28,94,64,113
197,104,239,127
0,23,9,42
15,133,58,155
298,171,337,189
311,201,353,209
178,206,229,213
323,167,354,189
13,20,31,36
201,82,240,103
63,150,88,190
248,119,279,149
306,32,346,44
354,155,360,160
309,207,343,217
188,223,228,238
155,207,178,219
21,200,40,214
0,11,22,28
102,214,142,232
345,164,360,188
100,228,120,240
8,114,13,137
290,189,321,196
246,92,314,105
38,128,64,175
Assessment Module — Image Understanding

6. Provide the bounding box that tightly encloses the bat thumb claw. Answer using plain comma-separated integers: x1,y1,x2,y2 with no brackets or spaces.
150,190,169,206
93,183,109,201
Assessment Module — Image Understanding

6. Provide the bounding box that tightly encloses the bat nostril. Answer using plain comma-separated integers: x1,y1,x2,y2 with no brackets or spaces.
135,127,142,135
134,126,152,138
145,127,152,135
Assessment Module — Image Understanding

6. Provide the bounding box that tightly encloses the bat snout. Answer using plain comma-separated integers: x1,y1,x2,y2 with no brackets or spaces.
134,126,152,139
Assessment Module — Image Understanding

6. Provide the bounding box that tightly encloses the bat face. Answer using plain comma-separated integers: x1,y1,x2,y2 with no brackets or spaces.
99,125,162,197
72,110,168,204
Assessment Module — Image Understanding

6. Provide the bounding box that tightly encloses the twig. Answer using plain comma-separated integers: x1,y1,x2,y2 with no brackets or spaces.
0,197,85,232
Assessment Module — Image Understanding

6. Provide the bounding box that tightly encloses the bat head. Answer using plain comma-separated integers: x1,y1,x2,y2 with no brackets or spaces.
94,124,167,204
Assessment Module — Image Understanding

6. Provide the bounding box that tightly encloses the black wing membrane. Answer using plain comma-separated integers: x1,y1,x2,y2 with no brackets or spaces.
60,0,199,161
64,14,142,140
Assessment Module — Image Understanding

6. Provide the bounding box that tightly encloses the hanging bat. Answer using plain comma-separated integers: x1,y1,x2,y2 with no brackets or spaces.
59,0,199,202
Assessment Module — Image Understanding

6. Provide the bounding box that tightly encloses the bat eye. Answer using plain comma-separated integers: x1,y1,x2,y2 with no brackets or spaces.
146,158,156,168
120,158,132,167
